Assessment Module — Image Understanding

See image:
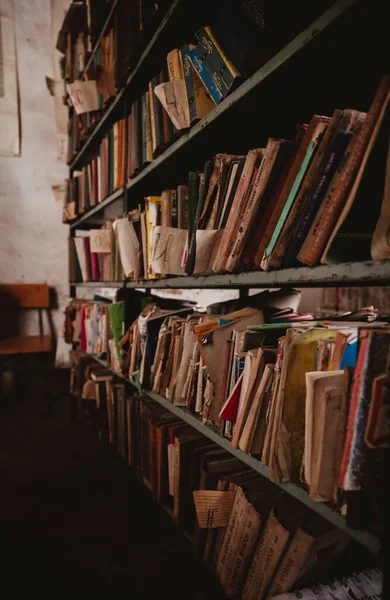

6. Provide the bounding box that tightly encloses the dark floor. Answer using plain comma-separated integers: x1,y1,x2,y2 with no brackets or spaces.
0,377,226,598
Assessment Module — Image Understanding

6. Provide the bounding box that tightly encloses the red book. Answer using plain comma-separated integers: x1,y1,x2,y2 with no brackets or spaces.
338,334,370,488
91,252,100,281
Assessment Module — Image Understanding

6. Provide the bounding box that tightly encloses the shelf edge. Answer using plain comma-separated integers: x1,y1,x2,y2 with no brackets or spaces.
144,390,381,555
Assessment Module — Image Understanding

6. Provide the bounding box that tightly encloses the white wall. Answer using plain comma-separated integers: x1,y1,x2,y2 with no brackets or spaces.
0,0,70,362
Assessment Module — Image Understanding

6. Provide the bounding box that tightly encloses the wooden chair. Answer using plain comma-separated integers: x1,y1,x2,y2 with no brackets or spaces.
0,284,54,411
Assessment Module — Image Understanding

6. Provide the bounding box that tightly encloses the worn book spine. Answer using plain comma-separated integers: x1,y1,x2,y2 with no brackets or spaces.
216,484,240,578
160,189,173,227
268,526,315,595
130,99,141,175
220,488,250,587
177,185,189,229
173,436,181,521
285,130,353,267
298,75,390,266
224,503,263,598
188,47,222,105
167,48,184,82
185,170,202,275
148,80,157,154
262,117,330,270
270,111,341,268
213,149,259,272
242,508,291,600
180,44,197,124
195,36,227,97
196,26,239,94
226,139,283,272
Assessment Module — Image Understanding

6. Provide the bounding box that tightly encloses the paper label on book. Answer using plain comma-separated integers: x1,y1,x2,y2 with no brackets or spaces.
193,229,224,275
154,81,189,130
66,80,99,114
193,490,236,528
90,229,112,253
151,226,187,275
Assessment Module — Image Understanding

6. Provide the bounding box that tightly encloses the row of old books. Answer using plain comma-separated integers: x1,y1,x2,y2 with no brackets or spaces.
65,298,126,374
63,119,126,221
63,0,173,162
69,352,382,599
69,75,390,271
121,291,387,538
64,0,341,164
70,225,124,282
147,75,389,272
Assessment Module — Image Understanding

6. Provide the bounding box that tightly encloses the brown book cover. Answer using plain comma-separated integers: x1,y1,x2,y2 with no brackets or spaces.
249,127,306,269
299,75,390,266
242,502,303,600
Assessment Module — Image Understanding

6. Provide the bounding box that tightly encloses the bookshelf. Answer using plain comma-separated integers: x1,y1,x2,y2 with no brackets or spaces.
64,0,387,589
68,0,386,228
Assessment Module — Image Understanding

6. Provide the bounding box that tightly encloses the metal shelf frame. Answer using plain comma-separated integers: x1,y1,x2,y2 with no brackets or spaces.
70,260,390,289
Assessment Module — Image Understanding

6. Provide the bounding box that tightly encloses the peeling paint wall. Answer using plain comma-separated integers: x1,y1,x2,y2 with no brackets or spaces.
0,0,69,361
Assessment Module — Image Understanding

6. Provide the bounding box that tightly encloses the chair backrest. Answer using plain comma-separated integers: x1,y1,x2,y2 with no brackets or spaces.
0,284,50,309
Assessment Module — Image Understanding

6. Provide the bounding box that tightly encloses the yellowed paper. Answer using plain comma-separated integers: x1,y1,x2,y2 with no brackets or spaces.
113,217,140,279
90,229,112,253
193,229,224,275
154,80,189,130
151,226,187,275
66,79,99,114
193,490,236,528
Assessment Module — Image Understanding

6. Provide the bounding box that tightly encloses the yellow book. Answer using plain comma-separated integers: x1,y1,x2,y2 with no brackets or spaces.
205,26,241,79
145,195,161,279
277,328,337,482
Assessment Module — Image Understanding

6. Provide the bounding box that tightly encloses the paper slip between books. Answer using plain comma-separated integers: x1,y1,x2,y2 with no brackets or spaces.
151,226,187,275
154,80,189,130
90,229,112,253
193,490,236,528
113,218,140,278
193,229,224,275
66,80,99,115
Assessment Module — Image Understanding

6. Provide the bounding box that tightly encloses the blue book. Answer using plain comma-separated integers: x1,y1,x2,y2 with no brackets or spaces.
188,47,222,105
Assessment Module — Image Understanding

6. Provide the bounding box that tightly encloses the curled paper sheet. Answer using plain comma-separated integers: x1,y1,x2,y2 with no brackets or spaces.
66,80,99,114
113,218,140,279
90,229,112,253
151,226,187,275
154,80,189,130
